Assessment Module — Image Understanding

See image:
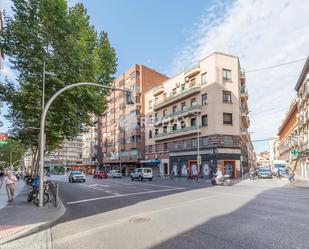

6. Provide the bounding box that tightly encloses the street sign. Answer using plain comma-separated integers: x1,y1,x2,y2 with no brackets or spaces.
291,149,298,156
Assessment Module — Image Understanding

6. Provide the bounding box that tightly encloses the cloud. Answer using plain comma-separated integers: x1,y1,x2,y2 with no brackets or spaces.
171,0,309,150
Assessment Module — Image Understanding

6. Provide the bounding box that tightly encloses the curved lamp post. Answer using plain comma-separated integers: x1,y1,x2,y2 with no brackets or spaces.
38,82,132,207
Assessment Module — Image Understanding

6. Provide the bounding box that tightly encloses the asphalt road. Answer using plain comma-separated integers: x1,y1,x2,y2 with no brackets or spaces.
2,176,309,249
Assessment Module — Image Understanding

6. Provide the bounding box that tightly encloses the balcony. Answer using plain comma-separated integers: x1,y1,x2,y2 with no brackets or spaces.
152,85,164,96
154,125,200,141
240,128,249,143
240,70,246,83
240,108,250,128
240,86,248,99
184,62,201,78
154,105,202,126
154,85,201,110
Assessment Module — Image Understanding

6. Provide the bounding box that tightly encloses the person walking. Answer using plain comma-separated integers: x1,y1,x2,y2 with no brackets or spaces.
3,170,17,202
249,168,254,180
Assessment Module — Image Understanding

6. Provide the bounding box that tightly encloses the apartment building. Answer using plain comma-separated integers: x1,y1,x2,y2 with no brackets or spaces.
98,65,168,175
44,126,98,174
144,52,254,178
295,56,309,180
277,98,298,169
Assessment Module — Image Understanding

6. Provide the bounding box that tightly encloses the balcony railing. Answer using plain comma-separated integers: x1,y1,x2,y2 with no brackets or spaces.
184,62,200,73
154,125,200,138
154,105,201,125
154,85,201,110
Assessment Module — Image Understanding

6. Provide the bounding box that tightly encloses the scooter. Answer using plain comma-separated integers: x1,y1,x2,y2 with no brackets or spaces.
211,175,231,186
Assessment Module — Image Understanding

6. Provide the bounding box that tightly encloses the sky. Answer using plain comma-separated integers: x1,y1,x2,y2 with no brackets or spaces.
1,0,309,153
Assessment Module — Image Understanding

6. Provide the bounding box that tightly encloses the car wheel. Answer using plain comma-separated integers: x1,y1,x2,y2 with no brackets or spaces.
131,177,134,181
140,176,143,181
149,178,152,181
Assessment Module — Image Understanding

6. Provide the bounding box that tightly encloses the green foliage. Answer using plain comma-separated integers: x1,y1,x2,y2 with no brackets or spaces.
0,0,117,152
0,138,26,170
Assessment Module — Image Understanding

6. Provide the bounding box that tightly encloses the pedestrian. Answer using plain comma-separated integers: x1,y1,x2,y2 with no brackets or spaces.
3,170,17,202
249,168,254,180
288,169,295,183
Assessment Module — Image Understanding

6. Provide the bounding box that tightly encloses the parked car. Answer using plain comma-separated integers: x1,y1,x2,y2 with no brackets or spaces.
107,170,122,178
69,171,86,183
257,167,273,179
93,171,107,179
131,168,153,181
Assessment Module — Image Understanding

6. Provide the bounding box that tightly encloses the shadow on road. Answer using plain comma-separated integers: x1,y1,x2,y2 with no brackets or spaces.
150,184,309,249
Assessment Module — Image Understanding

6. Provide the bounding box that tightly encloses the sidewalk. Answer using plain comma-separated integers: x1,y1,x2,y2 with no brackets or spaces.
0,181,65,245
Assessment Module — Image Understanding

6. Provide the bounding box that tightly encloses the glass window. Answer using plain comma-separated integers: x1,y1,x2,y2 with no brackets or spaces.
202,137,209,146
163,143,168,151
173,105,177,113
223,91,232,103
202,115,208,126
190,78,196,86
201,73,207,84
181,102,186,111
155,129,158,135
202,93,207,105
181,84,185,91
191,138,197,147
224,136,234,146
149,115,152,124
191,118,196,127
149,130,152,139
172,124,177,131
163,109,167,117
181,121,186,129
191,98,196,107
222,69,232,81
163,126,167,133
149,145,153,153
223,113,233,125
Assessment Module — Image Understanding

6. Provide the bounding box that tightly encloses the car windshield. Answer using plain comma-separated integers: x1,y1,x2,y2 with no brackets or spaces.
258,168,270,172
72,171,82,175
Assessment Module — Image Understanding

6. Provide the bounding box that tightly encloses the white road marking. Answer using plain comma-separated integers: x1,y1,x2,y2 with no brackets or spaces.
66,187,185,205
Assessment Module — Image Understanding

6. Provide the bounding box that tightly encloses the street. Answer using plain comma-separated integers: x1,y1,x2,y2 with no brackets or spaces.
1,176,309,249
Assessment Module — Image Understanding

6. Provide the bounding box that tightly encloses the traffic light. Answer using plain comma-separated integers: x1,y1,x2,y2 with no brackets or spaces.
126,91,134,105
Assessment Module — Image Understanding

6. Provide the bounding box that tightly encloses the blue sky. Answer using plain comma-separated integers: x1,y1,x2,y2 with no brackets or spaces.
1,0,309,153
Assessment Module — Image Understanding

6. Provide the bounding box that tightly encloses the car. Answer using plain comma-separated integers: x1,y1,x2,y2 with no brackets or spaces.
257,167,273,179
93,171,107,179
131,168,153,181
69,171,86,183
107,170,122,178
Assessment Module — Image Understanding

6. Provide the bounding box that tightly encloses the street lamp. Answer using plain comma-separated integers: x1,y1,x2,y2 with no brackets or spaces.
38,82,133,207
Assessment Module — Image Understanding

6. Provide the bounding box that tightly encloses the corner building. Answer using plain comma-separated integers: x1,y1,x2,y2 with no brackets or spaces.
144,52,254,178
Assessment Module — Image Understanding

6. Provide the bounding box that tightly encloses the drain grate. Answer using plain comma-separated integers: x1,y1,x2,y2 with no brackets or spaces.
129,216,151,223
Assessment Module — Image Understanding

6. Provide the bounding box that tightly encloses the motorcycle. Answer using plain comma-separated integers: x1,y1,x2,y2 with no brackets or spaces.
211,175,231,186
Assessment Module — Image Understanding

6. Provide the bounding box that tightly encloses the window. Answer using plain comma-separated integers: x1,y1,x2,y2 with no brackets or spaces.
172,105,177,113
181,84,185,91
181,121,186,129
149,145,153,153
191,138,197,148
155,129,159,135
222,69,232,81
191,98,197,107
181,102,186,111
201,73,207,84
224,136,233,146
191,118,196,127
149,115,152,124
149,130,152,139
172,124,177,131
202,93,208,105
190,78,196,87
154,113,158,121
172,88,177,95
163,126,167,133
223,91,232,103
202,115,208,126
163,143,168,151
223,113,233,125
202,137,209,146
149,100,153,110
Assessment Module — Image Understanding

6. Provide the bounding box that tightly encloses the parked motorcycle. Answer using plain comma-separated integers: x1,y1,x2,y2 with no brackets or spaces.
211,175,231,186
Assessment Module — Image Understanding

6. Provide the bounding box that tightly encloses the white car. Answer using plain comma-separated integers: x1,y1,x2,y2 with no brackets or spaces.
68,171,86,183
108,170,122,178
131,168,153,181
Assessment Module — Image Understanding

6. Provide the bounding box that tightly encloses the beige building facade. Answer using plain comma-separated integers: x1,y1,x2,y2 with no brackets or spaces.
144,52,254,178
295,56,309,179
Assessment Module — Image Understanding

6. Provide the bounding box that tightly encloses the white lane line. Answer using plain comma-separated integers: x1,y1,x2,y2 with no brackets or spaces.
66,187,185,205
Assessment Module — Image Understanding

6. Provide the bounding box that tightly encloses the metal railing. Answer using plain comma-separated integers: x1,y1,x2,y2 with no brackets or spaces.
49,181,59,207
154,125,200,138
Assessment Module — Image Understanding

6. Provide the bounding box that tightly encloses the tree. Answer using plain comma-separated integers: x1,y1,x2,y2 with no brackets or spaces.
0,138,26,171
0,0,117,171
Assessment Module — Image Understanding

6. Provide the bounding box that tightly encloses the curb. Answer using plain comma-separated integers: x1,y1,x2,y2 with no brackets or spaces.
0,194,66,245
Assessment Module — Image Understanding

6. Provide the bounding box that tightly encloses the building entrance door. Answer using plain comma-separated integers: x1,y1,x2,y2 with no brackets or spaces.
188,160,199,176
222,160,236,178
163,163,168,175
